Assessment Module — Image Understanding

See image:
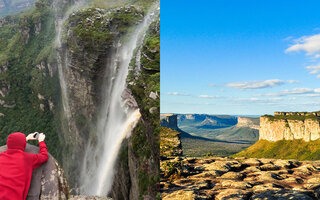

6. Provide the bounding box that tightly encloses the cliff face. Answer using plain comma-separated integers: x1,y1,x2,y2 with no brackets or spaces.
236,117,259,130
178,114,237,129
260,112,320,142
0,0,160,198
160,114,179,130
58,6,145,186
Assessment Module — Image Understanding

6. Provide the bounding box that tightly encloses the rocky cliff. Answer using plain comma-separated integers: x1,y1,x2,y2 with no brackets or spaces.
236,117,259,130
260,111,320,142
160,114,179,130
0,0,160,198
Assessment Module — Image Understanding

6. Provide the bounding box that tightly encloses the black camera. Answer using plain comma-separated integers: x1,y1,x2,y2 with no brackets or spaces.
33,132,39,139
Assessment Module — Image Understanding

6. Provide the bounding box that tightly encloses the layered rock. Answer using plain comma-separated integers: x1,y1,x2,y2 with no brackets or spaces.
58,6,145,187
161,155,320,200
160,114,179,130
0,144,69,199
260,113,320,142
236,117,259,130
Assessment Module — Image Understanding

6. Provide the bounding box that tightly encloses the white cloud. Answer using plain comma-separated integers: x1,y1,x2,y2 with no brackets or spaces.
306,63,320,74
198,95,220,99
167,92,190,96
306,94,320,97
225,79,299,89
208,84,217,87
263,88,320,97
285,34,320,55
233,97,282,103
317,74,320,78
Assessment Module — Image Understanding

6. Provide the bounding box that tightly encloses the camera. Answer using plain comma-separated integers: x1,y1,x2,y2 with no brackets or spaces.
33,132,39,139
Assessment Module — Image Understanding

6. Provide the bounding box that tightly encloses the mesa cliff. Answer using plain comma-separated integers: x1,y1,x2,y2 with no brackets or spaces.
259,111,320,142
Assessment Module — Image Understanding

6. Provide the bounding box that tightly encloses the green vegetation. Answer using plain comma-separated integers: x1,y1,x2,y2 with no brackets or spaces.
177,115,259,157
181,136,253,157
263,113,320,121
67,6,143,53
161,159,183,180
232,139,320,160
0,0,63,160
128,16,159,198
160,127,181,157
180,125,259,142
88,0,157,12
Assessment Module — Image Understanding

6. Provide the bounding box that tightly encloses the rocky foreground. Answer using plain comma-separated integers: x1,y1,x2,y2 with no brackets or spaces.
161,156,320,199
160,127,320,200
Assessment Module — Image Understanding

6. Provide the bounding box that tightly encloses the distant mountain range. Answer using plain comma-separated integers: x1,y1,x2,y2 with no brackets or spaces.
160,113,260,157
177,114,259,143
0,0,35,17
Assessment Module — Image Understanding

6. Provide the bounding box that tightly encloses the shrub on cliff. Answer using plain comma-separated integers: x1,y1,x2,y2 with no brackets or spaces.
233,139,320,160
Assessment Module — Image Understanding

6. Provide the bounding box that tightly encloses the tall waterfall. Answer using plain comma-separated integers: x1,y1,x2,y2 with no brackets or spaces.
80,4,159,195
55,1,86,122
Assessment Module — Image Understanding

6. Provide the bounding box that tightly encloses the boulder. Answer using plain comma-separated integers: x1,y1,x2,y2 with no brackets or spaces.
251,189,315,200
0,144,69,200
70,196,111,200
162,190,196,200
215,189,251,200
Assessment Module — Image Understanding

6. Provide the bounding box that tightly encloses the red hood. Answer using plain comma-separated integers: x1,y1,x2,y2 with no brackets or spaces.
7,132,26,151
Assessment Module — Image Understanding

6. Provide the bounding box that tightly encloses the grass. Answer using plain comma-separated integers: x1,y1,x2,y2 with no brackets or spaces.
181,136,253,157
263,114,320,121
232,139,320,160
180,125,259,142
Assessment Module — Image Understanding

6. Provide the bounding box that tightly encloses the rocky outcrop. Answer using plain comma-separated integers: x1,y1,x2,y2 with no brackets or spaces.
0,144,69,199
160,114,179,130
274,111,320,116
260,113,320,142
236,117,259,130
161,156,320,200
160,124,320,200
160,127,182,158
70,196,111,200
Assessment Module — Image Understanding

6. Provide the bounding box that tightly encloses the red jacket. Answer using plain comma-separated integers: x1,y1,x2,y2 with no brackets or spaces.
0,132,48,200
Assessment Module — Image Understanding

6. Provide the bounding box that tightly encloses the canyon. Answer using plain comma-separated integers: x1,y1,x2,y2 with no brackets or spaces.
0,0,160,198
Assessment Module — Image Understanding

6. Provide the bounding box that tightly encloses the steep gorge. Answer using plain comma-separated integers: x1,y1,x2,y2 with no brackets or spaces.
0,0,160,198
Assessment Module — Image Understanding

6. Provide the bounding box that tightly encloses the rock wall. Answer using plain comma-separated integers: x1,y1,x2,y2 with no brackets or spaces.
274,111,320,116
259,114,320,142
160,114,179,130
58,6,145,187
236,117,259,130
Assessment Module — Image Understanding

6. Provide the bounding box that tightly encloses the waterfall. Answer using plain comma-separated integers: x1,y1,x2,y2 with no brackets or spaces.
55,1,86,122
80,4,159,195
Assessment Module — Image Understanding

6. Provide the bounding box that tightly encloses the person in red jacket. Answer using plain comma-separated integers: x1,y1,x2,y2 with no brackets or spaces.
0,132,48,200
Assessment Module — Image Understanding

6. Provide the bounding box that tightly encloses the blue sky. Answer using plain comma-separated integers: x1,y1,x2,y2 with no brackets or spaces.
161,0,320,115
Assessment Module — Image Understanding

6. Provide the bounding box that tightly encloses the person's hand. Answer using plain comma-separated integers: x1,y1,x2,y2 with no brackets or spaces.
26,132,38,141
38,133,45,142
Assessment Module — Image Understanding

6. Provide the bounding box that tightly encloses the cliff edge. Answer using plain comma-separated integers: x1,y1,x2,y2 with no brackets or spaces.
260,111,320,142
